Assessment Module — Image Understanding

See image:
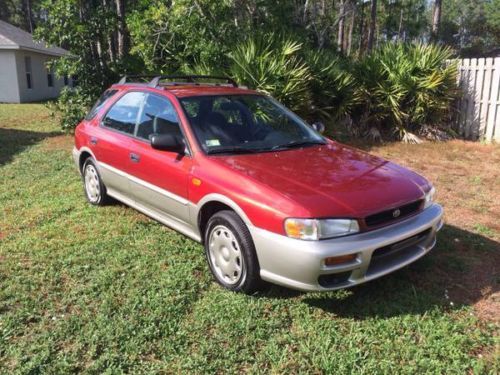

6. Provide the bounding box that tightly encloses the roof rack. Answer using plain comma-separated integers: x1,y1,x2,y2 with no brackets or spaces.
116,75,238,88
117,75,157,85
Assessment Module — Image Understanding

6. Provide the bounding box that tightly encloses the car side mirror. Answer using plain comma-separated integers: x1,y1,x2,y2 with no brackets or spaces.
311,121,325,134
150,134,184,153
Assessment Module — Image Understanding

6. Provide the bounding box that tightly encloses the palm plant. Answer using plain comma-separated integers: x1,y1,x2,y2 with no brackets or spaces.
228,35,312,114
354,43,458,142
305,50,362,123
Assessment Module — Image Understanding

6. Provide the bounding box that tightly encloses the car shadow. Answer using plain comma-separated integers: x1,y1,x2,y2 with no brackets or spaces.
262,224,499,319
0,127,61,167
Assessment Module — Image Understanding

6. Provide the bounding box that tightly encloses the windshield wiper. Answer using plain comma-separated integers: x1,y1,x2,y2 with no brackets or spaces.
206,146,261,155
271,140,326,151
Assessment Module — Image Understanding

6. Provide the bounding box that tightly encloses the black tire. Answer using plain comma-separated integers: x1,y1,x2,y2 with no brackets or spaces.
82,158,111,206
204,210,267,294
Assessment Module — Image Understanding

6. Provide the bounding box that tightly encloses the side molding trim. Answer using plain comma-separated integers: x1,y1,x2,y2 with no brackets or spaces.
98,161,189,206
107,187,201,242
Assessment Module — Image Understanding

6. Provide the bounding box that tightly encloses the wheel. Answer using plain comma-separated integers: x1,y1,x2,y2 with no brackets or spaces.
82,158,110,206
204,210,266,294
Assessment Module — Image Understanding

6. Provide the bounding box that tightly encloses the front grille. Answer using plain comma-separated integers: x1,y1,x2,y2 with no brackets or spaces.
366,229,432,276
371,229,431,259
318,271,352,288
364,200,423,228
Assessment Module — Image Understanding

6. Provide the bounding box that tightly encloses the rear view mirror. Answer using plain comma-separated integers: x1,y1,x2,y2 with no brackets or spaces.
311,122,325,134
150,134,184,153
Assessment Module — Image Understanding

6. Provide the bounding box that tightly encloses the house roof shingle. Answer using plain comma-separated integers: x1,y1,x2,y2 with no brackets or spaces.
0,20,68,57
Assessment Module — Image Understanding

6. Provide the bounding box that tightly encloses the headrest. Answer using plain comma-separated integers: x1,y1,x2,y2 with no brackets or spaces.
205,111,227,125
218,101,243,111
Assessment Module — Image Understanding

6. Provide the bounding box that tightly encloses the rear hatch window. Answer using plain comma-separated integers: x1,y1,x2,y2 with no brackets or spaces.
85,89,118,120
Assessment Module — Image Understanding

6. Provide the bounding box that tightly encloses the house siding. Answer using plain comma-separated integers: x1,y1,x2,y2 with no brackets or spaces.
0,50,21,103
14,50,69,103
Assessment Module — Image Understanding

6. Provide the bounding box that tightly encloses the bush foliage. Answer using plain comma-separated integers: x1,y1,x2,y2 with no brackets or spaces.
56,39,458,142
229,36,312,114
48,88,95,132
227,40,458,141
353,43,458,141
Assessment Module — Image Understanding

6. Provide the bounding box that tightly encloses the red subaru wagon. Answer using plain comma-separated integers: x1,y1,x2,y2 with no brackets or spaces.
73,75,443,293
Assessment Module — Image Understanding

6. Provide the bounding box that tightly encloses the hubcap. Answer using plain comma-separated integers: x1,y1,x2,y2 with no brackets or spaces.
84,164,101,203
208,225,244,285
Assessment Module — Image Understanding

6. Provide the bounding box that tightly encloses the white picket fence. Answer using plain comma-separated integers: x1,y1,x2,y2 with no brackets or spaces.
456,57,500,142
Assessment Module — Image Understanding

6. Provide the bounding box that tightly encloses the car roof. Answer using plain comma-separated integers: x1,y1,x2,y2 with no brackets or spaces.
110,83,261,98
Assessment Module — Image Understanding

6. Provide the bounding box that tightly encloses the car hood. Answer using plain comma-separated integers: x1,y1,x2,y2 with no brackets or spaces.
210,142,430,218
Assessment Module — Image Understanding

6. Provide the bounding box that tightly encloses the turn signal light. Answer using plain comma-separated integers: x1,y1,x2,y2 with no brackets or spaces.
324,254,357,267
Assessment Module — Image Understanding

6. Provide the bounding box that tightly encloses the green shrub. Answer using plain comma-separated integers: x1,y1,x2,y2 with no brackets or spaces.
353,43,458,142
49,41,457,141
228,35,312,114
304,50,361,123
48,87,94,132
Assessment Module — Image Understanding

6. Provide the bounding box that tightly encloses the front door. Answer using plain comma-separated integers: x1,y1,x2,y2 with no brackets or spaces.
127,93,192,224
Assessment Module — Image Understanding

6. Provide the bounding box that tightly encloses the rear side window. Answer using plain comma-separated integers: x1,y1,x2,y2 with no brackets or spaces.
85,89,118,120
102,92,145,135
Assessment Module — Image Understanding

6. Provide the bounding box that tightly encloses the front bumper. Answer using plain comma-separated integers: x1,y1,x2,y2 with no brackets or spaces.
250,204,444,291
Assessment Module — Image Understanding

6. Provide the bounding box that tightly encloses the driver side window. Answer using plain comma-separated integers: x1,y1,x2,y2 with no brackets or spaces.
136,94,182,140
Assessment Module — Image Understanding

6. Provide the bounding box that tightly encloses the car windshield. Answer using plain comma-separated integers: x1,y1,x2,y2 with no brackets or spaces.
179,94,325,154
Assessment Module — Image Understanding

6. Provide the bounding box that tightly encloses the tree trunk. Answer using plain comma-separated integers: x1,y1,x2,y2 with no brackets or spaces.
115,0,129,58
346,2,355,55
25,0,34,33
431,0,442,42
338,0,345,53
303,0,310,23
358,0,365,56
103,0,117,63
398,7,404,41
367,0,377,52
108,35,117,63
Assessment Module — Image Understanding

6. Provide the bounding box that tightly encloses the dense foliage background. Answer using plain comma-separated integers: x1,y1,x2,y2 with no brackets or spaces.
1,0,498,140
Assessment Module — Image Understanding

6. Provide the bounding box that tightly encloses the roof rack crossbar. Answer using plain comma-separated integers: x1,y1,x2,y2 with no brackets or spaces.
117,75,159,85
116,74,238,88
148,76,161,87
151,75,238,88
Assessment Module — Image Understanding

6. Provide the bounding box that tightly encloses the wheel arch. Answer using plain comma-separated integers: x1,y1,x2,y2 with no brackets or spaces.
77,147,97,173
196,194,253,242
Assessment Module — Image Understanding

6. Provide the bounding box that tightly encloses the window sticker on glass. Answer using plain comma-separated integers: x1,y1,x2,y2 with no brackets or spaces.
206,139,221,147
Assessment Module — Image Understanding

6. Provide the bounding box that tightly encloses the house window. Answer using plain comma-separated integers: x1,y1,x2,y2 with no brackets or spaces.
47,67,54,87
25,56,32,89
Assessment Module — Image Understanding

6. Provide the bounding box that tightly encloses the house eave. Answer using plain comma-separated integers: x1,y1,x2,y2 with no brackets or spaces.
0,44,68,57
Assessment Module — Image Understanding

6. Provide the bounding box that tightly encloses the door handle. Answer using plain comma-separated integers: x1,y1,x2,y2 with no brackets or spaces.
90,137,98,145
130,153,140,163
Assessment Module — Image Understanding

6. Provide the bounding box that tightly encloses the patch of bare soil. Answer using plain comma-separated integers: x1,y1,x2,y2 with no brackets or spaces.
368,140,500,323
474,293,500,323
447,248,499,323
41,134,73,151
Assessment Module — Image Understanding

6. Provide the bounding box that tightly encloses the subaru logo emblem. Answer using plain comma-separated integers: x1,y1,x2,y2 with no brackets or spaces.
392,209,401,218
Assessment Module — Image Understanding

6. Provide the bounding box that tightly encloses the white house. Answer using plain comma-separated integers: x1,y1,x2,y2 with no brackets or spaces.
0,20,72,103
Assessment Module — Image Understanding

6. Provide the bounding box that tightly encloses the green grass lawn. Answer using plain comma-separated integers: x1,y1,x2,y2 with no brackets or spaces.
0,104,498,373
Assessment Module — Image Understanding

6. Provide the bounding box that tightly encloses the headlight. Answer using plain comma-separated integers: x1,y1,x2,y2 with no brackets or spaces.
423,186,436,209
284,218,360,240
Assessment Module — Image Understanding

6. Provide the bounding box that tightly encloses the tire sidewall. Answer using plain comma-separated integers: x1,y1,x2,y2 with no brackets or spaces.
82,158,105,205
204,212,258,292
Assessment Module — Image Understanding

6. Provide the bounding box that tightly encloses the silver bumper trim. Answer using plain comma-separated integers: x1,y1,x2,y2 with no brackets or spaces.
72,146,81,174
251,204,444,291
